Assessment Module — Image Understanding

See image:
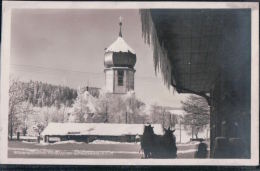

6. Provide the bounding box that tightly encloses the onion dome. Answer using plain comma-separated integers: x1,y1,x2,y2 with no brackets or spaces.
104,17,136,68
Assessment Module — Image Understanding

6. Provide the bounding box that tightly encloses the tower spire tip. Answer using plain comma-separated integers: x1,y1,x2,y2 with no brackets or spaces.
119,16,123,37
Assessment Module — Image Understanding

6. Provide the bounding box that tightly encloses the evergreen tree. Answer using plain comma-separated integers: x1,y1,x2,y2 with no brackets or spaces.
181,95,210,139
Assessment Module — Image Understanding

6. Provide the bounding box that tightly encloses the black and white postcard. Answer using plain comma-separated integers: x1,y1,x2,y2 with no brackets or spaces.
0,1,259,166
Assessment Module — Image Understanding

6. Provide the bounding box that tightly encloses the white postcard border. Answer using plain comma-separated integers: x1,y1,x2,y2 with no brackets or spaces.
0,1,259,166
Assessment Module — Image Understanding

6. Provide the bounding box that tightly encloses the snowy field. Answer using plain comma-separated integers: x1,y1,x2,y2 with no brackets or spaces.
8,140,209,159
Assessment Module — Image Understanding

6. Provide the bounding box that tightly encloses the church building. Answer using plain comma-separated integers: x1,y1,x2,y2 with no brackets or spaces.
104,18,136,94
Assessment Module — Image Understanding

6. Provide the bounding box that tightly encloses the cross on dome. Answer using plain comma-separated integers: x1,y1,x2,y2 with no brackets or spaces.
104,16,136,54
119,16,123,37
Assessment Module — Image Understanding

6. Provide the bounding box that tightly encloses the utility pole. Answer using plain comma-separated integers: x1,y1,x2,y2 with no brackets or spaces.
206,124,209,139
191,121,194,139
169,114,172,129
104,102,108,123
162,109,165,128
125,112,128,124
179,115,183,143
179,121,182,143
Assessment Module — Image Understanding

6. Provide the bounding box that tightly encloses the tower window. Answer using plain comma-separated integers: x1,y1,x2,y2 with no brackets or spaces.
118,70,124,86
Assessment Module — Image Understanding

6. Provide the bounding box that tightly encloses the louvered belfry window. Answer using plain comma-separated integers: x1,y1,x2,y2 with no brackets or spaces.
118,70,124,86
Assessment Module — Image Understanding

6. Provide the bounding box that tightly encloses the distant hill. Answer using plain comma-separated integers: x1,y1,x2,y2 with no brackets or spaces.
17,80,78,108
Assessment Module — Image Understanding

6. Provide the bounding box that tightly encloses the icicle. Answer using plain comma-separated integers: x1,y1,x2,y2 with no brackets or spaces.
139,9,173,90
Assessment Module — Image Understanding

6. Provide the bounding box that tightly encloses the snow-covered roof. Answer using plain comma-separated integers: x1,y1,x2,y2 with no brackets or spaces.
105,37,136,54
41,123,163,136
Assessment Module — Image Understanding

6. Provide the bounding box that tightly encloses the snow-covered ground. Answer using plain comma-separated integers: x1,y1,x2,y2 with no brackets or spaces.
174,126,209,143
37,139,201,148
36,139,199,146
89,140,200,146
8,140,209,159
177,141,200,146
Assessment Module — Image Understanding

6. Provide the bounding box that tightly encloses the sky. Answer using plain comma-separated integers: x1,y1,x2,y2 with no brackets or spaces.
10,9,190,108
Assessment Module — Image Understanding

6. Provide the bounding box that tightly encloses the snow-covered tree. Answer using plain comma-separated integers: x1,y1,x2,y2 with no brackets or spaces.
94,90,148,124
123,91,146,124
94,90,110,123
181,95,210,139
8,78,26,139
70,88,97,123
33,122,45,136
17,102,35,136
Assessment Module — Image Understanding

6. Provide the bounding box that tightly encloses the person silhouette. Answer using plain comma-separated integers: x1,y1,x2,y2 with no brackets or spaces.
195,139,208,158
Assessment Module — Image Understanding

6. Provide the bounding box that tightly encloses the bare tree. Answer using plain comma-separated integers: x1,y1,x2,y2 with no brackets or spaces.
8,78,26,139
181,95,210,139
150,103,162,124
124,92,146,124
150,104,178,128
168,112,178,128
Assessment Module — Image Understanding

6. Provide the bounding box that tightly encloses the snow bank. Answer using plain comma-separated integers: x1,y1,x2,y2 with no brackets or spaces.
53,140,84,145
176,141,200,146
89,140,140,145
38,140,84,146
22,141,36,144
12,136,37,140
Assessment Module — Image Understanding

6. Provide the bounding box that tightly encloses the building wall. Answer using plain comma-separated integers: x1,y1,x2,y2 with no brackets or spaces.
114,69,126,93
105,68,135,94
127,70,135,90
114,69,135,94
105,69,114,92
210,72,251,158
208,10,251,158
45,134,139,143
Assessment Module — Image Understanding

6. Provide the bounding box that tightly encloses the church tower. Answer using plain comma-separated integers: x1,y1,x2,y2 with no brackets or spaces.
104,17,136,94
